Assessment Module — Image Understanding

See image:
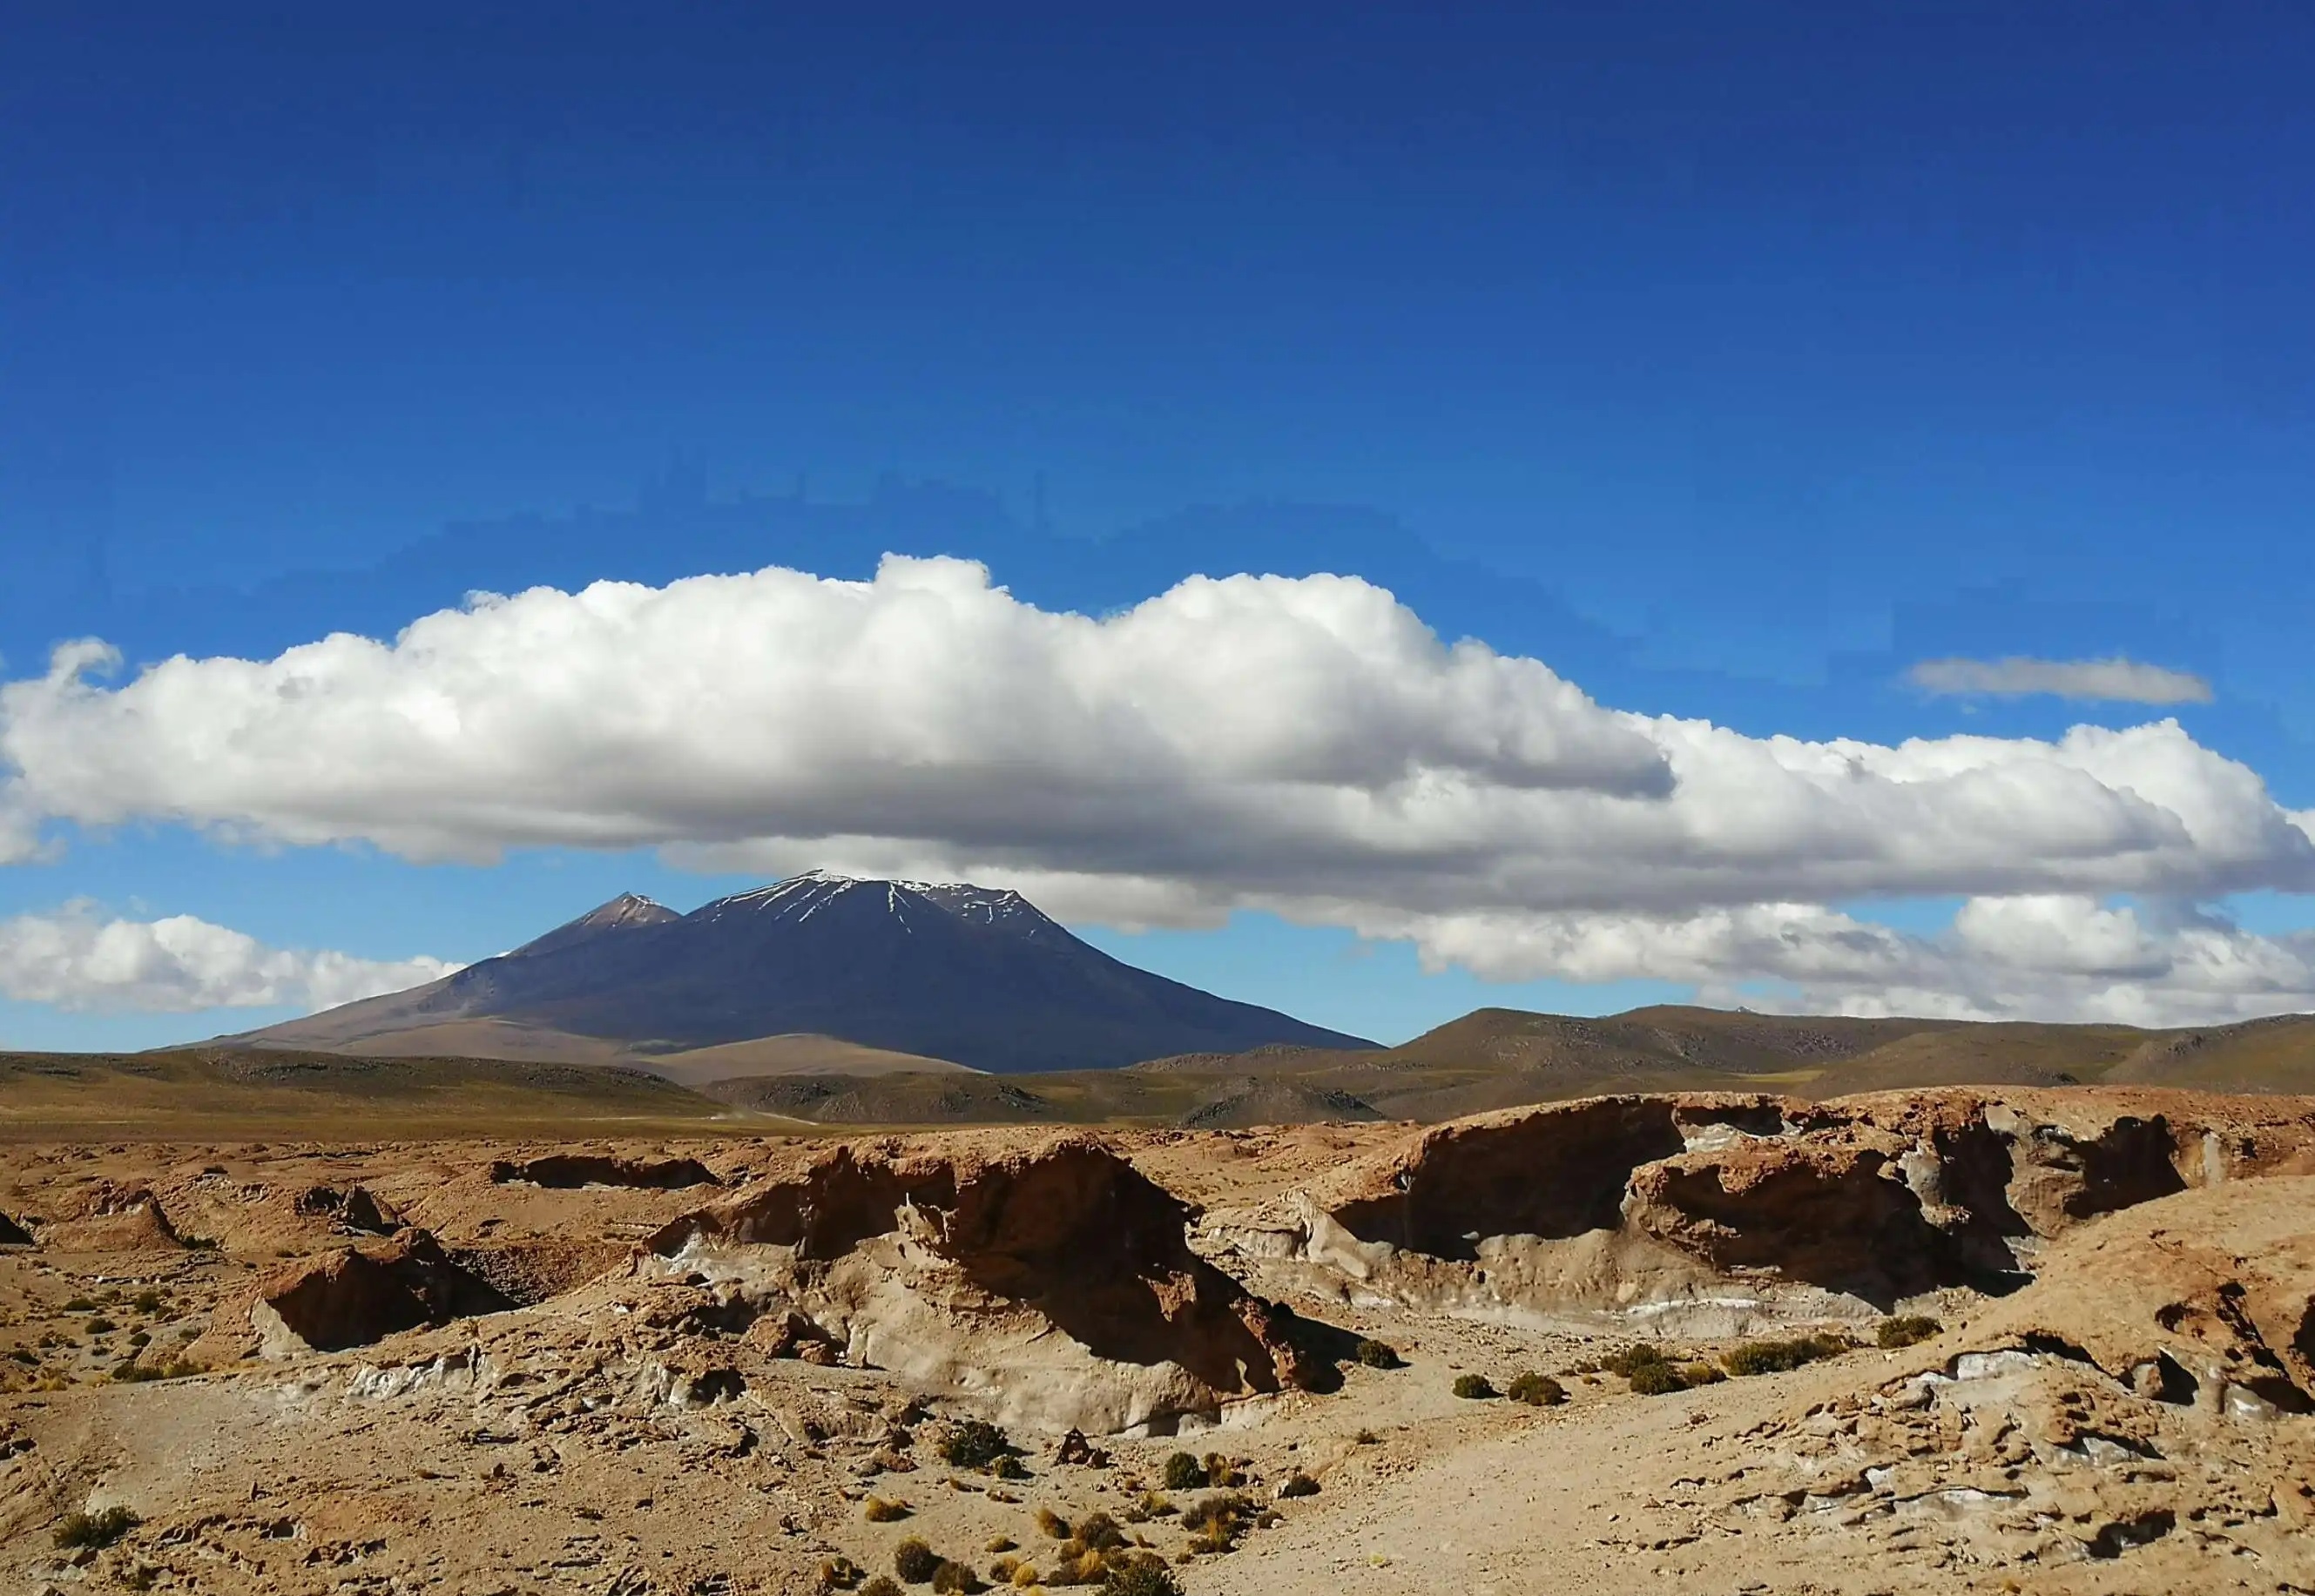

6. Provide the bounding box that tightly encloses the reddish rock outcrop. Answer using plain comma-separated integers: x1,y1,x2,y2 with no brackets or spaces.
1625,1134,1951,1303
1299,1088,2315,1321
257,1230,516,1353
1324,1094,1801,1256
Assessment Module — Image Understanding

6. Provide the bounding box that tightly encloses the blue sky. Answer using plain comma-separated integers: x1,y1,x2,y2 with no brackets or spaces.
3,2,2313,1050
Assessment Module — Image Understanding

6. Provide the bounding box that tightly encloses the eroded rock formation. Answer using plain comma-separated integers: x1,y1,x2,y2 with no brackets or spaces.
39,1182,185,1251
650,1136,1324,1433
254,1230,517,1354
1265,1088,2315,1330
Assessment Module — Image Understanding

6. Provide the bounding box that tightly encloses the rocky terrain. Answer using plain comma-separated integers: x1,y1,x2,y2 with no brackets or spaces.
0,1086,2311,1593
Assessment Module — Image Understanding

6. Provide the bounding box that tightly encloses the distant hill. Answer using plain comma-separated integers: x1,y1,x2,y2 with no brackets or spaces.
221,872,1374,1074
0,1047,726,1139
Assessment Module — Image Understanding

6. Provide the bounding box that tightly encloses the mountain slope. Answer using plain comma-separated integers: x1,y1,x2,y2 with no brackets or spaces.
225,872,1374,1074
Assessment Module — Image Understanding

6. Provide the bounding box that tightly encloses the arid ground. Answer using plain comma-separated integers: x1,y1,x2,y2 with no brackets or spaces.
3,1086,2312,1594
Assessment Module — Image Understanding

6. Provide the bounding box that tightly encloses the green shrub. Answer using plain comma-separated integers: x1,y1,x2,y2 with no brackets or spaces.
1721,1334,1852,1377
894,1539,942,1585
1353,1337,1400,1369
1103,1557,1184,1596
1877,1315,1942,1350
1506,1371,1565,1406
131,1290,163,1314
938,1420,1012,1471
1276,1471,1319,1498
1451,1373,1497,1399
62,1296,95,1313
85,1317,117,1335
1159,1451,1206,1491
1679,1363,1726,1386
1626,1361,1689,1396
54,1506,140,1550
991,1454,1029,1479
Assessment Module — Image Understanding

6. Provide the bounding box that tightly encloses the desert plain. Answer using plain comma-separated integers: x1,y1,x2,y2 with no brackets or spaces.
2,1082,2312,1596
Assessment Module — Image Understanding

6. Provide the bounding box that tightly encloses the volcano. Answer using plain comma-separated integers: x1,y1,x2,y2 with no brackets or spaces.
222,872,1374,1074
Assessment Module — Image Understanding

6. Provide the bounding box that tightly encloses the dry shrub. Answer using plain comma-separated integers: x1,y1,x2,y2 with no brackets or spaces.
1159,1451,1205,1491
1627,1361,1688,1396
939,1421,1012,1471
862,1579,904,1596
1035,1507,1070,1539
1603,1344,1670,1378
894,1539,942,1585
1101,1556,1184,1596
1721,1334,1851,1377
1276,1472,1319,1498
1451,1373,1497,1399
54,1508,139,1551
932,1560,980,1594
865,1497,912,1523
1878,1315,1941,1350
1506,1371,1565,1406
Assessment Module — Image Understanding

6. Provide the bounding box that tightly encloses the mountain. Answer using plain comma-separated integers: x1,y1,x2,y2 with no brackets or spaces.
223,872,1375,1074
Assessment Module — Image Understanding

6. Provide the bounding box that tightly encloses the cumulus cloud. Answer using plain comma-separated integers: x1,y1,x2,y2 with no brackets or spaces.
1907,655,2214,704
0,904,459,1013
1,555,2310,1023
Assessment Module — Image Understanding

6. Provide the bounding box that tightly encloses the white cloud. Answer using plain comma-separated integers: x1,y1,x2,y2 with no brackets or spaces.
1907,655,2214,704
1354,894,2315,1028
0,903,459,1013
1,556,2310,1024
